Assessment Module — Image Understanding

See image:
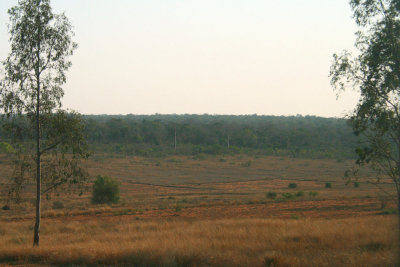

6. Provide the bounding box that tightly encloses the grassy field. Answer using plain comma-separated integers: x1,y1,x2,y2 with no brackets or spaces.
0,154,398,266
0,216,396,266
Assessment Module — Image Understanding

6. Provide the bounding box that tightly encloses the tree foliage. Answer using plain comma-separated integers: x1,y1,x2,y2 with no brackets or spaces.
0,141,14,153
0,114,358,158
330,0,400,185
77,114,358,158
330,2,400,254
0,0,88,246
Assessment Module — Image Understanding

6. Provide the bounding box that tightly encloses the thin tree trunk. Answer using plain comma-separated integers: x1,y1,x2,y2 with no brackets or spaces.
33,75,40,246
33,27,41,245
397,139,400,264
397,183,400,265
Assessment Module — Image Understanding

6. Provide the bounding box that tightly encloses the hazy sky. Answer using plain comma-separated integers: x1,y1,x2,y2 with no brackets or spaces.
0,0,360,117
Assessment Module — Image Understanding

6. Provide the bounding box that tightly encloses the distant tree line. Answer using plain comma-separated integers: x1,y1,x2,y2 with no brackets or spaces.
0,114,358,158
74,114,357,158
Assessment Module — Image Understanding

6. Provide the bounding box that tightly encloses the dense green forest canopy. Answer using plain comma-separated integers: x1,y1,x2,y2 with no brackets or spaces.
84,114,357,158
0,114,358,158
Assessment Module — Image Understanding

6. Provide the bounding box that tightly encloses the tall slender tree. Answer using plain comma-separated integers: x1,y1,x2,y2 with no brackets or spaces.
0,0,88,246
330,0,400,255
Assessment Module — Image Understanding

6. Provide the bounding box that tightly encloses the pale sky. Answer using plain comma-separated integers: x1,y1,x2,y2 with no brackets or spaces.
0,0,360,117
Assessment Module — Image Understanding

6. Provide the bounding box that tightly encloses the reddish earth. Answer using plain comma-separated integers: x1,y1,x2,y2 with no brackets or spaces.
129,198,382,219
26,197,386,224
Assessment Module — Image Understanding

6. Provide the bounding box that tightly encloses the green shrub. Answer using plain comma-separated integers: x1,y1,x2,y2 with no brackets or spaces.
0,142,14,153
288,183,297,189
266,191,277,199
281,192,295,200
380,209,397,215
354,181,360,188
92,175,120,204
325,182,332,188
241,160,252,167
309,191,318,198
192,153,208,160
175,203,182,212
296,191,304,197
52,201,64,209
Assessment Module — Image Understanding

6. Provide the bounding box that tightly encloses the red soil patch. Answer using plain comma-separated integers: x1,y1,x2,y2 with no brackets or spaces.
42,198,384,224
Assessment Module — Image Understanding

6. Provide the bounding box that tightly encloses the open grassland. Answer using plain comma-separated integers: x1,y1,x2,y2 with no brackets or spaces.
0,154,393,215
0,154,398,266
0,216,397,266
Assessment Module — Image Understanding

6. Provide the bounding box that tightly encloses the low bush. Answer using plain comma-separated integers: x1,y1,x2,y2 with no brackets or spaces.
92,175,120,204
175,203,182,212
325,182,332,188
241,161,252,167
288,183,297,189
309,191,318,198
354,181,360,188
296,191,304,197
266,191,277,199
380,209,397,215
52,201,64,209
281,192,295,200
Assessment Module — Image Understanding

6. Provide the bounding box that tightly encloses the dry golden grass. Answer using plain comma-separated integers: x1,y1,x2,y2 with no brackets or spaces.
0,216,397,266
0,154,398,266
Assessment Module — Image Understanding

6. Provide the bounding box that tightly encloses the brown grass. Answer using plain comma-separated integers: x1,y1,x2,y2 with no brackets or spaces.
0,216,397,266
0,154,398,266
1,155,392,214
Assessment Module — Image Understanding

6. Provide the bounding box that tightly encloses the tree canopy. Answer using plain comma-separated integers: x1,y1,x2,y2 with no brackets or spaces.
330,0,400,255
0,0,88,246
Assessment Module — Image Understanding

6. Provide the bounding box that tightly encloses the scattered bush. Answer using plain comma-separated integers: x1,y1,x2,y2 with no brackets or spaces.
354,181,360,188
325,182,332,188
309,191,318,198
296,191,304,197
1,205,10,211
241,161,252,167
266,191,277,200
179,198,188,203
112,209,132,216
52,201,64,209
360,241,386,252
192,153,208,160
288,183,297,189
175,203,182,212
0,142,14,153
92,175,120,204
281,192,295,200
380,209,397,215
264,254,286,267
